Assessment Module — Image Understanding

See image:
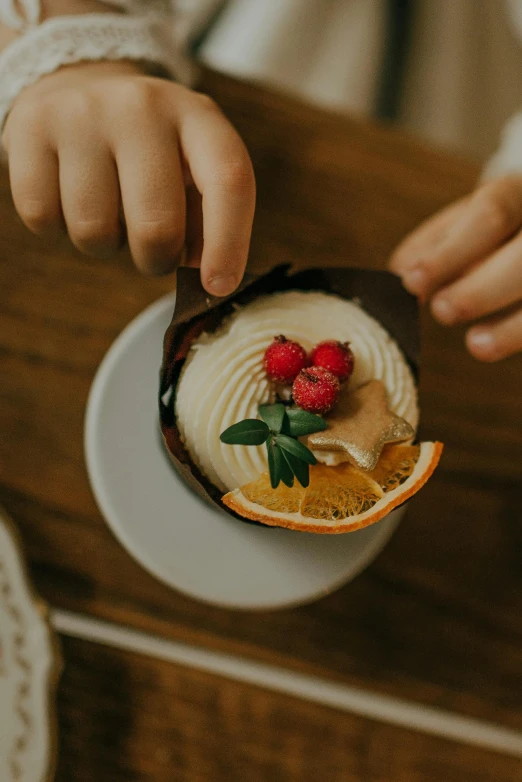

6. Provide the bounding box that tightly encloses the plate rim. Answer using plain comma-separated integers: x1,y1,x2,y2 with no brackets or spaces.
84,294,404,611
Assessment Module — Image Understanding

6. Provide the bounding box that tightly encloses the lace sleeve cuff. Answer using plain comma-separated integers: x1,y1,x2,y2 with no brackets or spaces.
0,11,194,130
482,112,522,180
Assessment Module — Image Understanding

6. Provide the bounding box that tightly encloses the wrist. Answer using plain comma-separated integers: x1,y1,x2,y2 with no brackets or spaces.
8,60,150,115
14,59,148,100
0,8,193,133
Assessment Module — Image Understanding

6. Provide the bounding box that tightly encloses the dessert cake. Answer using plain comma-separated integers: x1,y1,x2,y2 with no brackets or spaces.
169,281,442,533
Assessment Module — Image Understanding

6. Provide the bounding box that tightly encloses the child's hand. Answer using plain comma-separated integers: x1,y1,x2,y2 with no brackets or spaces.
1,61,256,297
390,176,522,361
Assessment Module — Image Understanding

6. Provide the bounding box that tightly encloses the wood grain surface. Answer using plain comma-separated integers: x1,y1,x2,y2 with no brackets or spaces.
1,66,522,744
55,636,522,782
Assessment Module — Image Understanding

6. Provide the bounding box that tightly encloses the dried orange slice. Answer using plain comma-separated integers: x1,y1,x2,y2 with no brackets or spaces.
242,472,306,514
368,443,421,492
223,441,443,534
300,464,384,520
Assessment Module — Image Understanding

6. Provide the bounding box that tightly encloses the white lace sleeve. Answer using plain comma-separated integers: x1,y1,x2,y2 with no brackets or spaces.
483,111,522,180
482,2,522,179
0,0,193,130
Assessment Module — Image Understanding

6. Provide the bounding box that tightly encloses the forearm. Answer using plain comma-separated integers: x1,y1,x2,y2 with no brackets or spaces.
41,0,119,16
0,22,16,52
0,0,118,52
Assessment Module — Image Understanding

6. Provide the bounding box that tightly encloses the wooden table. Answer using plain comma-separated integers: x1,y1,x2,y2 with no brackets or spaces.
1,68,522,781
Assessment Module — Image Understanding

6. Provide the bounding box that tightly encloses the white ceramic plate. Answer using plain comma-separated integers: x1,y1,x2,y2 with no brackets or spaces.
85,294,404,610
0,509,60,782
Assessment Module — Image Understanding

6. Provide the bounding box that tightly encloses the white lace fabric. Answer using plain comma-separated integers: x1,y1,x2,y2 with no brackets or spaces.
0,0,192,130
482,111,522,180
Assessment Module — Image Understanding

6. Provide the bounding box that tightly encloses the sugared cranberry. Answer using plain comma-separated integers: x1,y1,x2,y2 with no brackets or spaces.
264,335,308,384
309,340,354,382
292,366,340,414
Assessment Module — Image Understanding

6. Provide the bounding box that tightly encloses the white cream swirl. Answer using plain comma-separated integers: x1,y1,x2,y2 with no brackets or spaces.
175,291,419,493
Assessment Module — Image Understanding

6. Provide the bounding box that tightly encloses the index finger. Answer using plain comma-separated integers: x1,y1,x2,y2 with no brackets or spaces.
391,178,522,300
178,95,256,296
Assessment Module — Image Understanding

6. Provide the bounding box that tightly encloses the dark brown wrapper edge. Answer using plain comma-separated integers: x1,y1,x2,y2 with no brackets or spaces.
158,265,420,521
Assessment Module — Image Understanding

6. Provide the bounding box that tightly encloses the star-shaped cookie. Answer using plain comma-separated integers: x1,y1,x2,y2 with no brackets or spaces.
307,379,414,471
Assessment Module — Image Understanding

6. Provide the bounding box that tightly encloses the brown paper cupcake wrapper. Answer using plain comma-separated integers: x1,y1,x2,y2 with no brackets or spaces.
159,265,419,518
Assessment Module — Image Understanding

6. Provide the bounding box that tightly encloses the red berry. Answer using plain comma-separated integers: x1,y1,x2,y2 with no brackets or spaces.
264,335,308,384
292,366,340,414
310,340,354,382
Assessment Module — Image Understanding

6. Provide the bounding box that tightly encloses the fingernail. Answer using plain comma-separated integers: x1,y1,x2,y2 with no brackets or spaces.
401,266,426,296
467,328,495,354
431,297,455,324
207,273,237,296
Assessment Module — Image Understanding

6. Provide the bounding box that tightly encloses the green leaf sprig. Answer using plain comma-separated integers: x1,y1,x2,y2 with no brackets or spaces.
220,404,327,489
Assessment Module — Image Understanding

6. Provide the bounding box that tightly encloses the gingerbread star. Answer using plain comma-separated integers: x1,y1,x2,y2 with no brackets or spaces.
307,379,414,471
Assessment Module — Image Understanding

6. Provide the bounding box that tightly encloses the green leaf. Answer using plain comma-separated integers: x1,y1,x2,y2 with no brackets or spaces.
280,448,310,488
283,407,328,437
259,403,286,434
267,440,294,488
220,419,269,446
275,433,317,465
